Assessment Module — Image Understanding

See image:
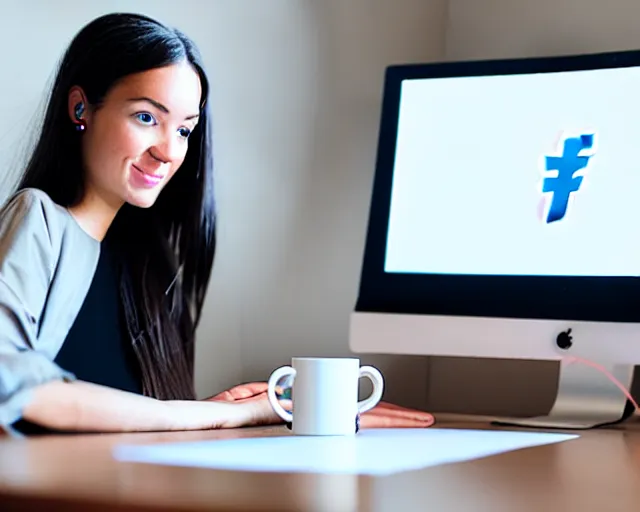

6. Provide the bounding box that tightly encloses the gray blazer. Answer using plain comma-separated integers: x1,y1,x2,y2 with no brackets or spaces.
0,188,100,434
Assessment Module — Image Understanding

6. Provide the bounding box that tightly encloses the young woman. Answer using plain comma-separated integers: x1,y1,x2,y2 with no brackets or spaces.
0,12,434,436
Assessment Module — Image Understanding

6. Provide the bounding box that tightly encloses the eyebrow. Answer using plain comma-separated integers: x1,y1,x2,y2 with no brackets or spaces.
127,96,200,121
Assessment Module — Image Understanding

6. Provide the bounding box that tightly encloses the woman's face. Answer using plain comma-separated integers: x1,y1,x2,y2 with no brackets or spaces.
72,61,202,210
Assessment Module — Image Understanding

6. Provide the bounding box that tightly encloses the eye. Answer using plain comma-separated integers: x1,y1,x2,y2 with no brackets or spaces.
135,112,157,125
178,127,192,139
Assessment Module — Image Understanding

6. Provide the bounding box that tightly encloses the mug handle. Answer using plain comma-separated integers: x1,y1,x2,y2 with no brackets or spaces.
357,365,384,414
267,365,296,423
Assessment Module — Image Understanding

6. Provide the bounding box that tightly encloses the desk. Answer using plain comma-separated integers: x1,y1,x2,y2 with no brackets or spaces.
0,415,639,512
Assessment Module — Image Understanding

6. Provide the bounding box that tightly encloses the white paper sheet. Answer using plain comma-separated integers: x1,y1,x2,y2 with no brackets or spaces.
113,428,578,475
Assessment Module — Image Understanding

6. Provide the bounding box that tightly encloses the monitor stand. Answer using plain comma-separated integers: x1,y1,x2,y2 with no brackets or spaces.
493,360,636,430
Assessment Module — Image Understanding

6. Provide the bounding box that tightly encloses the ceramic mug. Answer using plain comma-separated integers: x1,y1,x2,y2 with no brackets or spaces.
267,357,384,436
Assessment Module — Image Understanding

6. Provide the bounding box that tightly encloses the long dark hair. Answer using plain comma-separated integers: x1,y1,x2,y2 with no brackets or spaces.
17,12,216,400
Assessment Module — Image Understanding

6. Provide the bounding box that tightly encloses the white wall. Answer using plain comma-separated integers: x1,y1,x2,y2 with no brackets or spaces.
0,1,448,408
427,0,640,416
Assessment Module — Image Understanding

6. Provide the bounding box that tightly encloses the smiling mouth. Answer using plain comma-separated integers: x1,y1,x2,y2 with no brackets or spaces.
132,164,165,182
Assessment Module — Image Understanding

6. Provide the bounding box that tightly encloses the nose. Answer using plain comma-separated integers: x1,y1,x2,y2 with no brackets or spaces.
152,128,185,164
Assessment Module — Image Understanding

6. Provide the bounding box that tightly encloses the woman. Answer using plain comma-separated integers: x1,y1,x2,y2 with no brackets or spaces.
0,12,434,436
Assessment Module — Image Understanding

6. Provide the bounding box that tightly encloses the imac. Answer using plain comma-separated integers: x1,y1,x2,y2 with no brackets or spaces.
349,49,640,429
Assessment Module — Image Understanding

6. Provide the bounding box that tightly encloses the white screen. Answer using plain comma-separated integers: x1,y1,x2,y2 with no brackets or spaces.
384,67,640,276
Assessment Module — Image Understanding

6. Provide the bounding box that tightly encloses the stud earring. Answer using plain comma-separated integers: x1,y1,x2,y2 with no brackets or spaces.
74,102,86,131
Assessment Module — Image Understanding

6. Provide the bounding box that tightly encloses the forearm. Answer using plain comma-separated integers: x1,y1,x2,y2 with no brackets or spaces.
21,380,248,433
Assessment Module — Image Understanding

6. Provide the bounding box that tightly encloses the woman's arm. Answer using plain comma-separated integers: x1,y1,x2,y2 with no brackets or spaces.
22,379,273,432
0,190,279,434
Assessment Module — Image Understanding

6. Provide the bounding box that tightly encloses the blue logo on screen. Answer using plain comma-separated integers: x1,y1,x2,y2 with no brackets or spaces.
541,133,596,223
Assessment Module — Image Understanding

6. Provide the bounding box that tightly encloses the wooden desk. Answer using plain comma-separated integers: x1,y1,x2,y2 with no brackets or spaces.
0,415,639,512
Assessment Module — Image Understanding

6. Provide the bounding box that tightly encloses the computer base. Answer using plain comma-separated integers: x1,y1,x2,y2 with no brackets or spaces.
492,361,636,430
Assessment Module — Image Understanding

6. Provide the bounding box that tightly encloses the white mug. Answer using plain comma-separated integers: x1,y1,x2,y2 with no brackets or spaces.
267,357,384,436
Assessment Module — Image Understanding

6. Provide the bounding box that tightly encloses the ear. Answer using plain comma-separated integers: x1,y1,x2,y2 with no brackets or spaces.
67,86,90,125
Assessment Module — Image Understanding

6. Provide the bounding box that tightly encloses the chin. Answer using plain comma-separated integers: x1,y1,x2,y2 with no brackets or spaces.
126,192,160,209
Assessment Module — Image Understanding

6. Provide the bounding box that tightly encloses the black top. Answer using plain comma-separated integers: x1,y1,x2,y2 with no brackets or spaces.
54,237,142,395
11,234,142,435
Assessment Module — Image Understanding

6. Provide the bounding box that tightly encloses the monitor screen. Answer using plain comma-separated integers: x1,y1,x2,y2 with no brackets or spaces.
356,50,640,323
385,67,640,277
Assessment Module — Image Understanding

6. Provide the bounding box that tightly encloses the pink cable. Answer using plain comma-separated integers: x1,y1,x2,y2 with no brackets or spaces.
563,355,639,412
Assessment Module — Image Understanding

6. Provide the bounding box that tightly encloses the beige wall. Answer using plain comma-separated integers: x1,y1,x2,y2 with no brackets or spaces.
427,0,640,416
0,1,447,409
446,0,640,61
230,0,447,410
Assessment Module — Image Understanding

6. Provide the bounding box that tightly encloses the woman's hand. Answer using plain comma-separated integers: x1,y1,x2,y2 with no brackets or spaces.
358,401,435,428
207,382,271,402
204,382,290,427
205,382,435,429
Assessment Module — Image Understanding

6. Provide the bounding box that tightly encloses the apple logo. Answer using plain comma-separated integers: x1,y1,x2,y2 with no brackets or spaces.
556,328,573,350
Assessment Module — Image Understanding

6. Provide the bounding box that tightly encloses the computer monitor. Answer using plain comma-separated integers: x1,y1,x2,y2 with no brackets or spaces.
349,49,640,430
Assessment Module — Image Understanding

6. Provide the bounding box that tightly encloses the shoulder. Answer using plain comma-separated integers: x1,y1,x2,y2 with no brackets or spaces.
0,188,69,245
0,188,76,277
1,187,64,220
